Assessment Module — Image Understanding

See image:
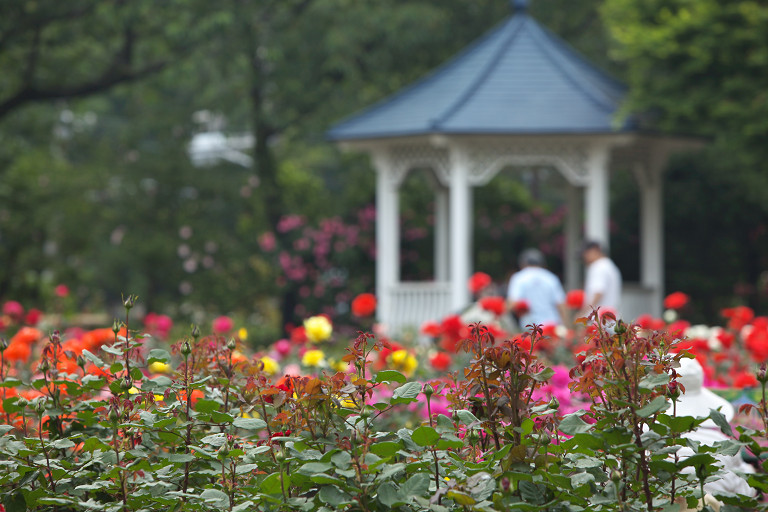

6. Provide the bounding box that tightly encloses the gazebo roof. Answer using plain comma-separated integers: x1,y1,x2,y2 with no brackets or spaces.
328,4,631,141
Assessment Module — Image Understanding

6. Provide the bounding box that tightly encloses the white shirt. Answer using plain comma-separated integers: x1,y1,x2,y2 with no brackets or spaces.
507,266,565,328
584,256,622,314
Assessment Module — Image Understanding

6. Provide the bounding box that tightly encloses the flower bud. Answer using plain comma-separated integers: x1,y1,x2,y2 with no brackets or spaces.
123,294,137,310
16,397,28,409
50,330,61,345
108,408,120,422
35,400,45,415
180,340,192,356
112,319,122,334
190,324,200,340
0,338,7,352
668,380,680,400
120,376,133,391
501,476,510,492
76,354,87,369
541,432,552,445
38,358,50,374
227,338,237,351
423,383,434,398
549,397,560,411
611,470,622,483
758,363,768,384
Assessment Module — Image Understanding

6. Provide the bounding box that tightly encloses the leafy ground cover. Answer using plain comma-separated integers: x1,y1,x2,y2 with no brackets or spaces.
0,292,768,511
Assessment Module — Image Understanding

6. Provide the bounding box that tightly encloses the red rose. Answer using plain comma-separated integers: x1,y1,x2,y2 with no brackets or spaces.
565,289,584,310
479,296,506,316
24,308,42,326
429,352,452,372
732,371,759,389
421,321,442,338
721,306,754,330
351,293,377,317
468,272,492,294
663,292,689,310
512,300,530,316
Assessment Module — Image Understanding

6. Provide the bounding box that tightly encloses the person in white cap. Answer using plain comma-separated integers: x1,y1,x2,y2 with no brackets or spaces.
672,357,755,498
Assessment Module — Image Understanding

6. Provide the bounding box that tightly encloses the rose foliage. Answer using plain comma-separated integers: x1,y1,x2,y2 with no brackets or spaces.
1,301,768,511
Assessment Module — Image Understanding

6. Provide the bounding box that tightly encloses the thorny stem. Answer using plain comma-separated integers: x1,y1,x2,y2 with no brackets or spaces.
38,414,57,493
182,349,193,497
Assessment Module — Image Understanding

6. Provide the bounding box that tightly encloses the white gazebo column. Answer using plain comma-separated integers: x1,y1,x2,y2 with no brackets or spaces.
373,152,400,327
434,186,450,282
639,162,664,317
584,144,610,248
564,183,582,291
449,149,472,311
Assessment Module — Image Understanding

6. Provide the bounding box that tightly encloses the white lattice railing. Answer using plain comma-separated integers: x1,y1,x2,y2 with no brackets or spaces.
385,282,453,335
382,281,658,336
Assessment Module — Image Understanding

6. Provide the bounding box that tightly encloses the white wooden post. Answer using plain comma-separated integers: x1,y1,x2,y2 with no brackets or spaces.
373,151,400,328
639,160,664,317
564,183,582,290
449,148,472,311
434,186,450,282
584,144,610,249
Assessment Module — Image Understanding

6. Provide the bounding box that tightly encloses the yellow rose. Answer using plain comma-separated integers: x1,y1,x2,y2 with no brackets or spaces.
389,349,418,376
128,386,140,395
304,315,332,343
238,327,248,341
260,356,280,376
149,361,171,374
302,349,326,367
329,358,349,373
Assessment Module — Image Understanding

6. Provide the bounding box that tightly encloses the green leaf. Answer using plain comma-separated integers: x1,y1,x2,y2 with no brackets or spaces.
400,472,430,498
211,410,234,423
201,488,229,508
518,480,545,505
377,481,401,507
392,382,421,400
297,462,333,476
319,485,352,506
260,472,290,495
369,441,401,458
194,399,220,413
559,413,592,435
636,396,669,418
375,370,407,385
169,453,195,463
709,408,734,437
456,409,480,426
531,367,555,382
639,371,669,390
411,426,440,446
446,490,476,506
80,349,105,368
233,417,267,430
147,348,171,364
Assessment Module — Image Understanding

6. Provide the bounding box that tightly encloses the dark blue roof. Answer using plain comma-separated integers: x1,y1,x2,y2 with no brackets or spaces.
328,10,630,140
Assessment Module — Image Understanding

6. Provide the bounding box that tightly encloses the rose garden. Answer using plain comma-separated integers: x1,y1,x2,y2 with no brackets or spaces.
1,285,768,511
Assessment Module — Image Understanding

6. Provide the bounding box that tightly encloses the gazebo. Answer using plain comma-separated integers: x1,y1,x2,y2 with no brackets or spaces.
328,1,699,333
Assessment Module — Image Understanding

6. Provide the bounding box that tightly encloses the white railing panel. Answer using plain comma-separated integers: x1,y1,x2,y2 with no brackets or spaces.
385,282,453,335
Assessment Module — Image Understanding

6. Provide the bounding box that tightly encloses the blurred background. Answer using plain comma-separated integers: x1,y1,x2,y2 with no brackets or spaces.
1,0,767,344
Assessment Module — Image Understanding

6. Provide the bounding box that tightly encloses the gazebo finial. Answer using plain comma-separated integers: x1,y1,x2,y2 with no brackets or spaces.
512,0,529,13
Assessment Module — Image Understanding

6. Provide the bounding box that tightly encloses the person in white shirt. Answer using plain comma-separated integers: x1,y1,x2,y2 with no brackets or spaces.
507,248,567,330
581,240,622,317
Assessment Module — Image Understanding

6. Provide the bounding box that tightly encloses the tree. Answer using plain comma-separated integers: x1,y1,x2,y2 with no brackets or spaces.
602,0,768,317
0,0,222,119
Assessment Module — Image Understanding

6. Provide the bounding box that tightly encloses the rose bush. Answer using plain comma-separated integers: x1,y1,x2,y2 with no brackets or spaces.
0,294,766,511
